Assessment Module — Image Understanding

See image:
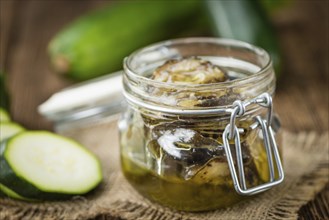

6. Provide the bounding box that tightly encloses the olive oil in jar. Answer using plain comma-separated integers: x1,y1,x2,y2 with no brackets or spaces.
120,121,273,211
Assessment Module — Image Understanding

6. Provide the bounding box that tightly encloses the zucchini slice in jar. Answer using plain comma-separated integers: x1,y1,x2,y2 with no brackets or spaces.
0,131,102,200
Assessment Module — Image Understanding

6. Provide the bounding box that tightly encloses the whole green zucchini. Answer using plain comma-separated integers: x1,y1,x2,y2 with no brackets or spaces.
0,72,10,110
0,188,5,197
49,0,201,81
204,0,282,76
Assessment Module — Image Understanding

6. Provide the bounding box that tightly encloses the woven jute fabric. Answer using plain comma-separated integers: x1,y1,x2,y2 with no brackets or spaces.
0,120,328,220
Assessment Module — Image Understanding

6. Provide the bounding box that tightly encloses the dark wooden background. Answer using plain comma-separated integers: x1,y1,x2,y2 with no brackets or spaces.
0,0,328,219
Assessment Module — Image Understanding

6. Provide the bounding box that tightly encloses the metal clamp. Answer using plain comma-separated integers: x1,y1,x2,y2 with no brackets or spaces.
222,93,284,195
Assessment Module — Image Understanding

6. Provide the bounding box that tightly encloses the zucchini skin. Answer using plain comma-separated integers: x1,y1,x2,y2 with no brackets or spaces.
204,0,282,76
49,0,202,81
0,183,33,201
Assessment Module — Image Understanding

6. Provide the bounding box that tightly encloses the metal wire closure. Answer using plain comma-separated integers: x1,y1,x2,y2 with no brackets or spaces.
222,92,284,195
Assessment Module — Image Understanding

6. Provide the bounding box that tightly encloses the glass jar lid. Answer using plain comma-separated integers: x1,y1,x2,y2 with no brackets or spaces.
123,38,276,116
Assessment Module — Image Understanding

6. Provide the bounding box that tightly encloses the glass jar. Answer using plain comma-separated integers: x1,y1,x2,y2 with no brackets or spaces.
119,38,284,211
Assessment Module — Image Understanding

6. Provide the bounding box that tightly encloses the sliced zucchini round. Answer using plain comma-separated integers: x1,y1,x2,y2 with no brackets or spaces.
0,122,25,142
0,108,10,122
0,131,103,200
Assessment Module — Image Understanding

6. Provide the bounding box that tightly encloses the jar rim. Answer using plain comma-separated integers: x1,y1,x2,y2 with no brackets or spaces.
123,37,276,113
124,37,272,89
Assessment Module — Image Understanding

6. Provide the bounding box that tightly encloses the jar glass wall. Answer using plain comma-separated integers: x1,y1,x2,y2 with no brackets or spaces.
119,38,282,211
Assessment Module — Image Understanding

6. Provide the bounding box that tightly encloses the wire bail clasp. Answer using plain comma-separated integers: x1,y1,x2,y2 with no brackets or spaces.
222,93,284,195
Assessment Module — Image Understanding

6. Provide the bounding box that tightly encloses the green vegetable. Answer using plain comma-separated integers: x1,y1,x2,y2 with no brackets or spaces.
259,0,294,14
49,0,202,81
0,72,10,110
0,186,5,197
0,108,10,122
0,122,25,142
0,119,27,200
204,0,282,76
0,131,102,200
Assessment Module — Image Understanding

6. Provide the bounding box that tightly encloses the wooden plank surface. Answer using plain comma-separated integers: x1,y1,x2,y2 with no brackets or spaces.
0,0,328,219
1,0,107,130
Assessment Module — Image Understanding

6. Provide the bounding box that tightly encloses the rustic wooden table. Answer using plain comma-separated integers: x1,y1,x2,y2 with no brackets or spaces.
1,0,328,219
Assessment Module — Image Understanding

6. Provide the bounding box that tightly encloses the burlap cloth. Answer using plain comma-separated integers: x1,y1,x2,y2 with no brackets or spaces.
0,119,328,220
